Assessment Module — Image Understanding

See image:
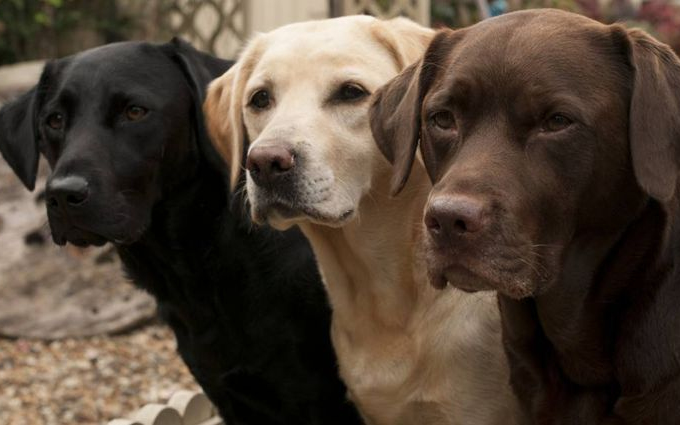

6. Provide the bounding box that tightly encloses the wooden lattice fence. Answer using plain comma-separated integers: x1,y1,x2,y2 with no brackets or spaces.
331,0,431,25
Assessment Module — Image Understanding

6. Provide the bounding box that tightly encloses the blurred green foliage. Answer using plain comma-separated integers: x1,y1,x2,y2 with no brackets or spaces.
0,0,130,64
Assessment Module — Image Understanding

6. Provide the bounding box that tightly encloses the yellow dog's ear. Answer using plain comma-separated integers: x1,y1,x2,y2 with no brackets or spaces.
617,26,680,202
204,37,264,191
370,16,434,71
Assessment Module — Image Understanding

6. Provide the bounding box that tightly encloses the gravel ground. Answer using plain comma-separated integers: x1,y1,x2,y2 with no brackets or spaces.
0,324,200,425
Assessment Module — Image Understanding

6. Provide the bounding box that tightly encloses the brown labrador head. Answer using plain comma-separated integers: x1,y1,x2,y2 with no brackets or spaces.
370,9,680,298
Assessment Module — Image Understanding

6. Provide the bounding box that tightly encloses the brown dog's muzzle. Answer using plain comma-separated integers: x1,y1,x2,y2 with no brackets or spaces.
423,191,498,292
423,178,546,299
424,194,488,243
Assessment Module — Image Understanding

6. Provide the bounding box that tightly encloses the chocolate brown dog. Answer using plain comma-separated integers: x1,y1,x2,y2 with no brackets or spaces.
371,9,680,424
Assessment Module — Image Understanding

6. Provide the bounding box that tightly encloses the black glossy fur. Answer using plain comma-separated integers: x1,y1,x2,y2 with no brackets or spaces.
0,39,360,424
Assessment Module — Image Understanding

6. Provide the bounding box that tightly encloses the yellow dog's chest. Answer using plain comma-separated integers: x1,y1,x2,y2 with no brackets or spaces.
331,320,457,425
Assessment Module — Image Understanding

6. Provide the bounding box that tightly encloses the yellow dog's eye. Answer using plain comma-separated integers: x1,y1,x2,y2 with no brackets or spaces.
543,113,573,132
125,105,148,121
336,83,368,102
250,90,271,110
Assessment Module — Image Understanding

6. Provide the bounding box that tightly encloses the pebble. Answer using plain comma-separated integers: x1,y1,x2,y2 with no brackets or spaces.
0,324,200,424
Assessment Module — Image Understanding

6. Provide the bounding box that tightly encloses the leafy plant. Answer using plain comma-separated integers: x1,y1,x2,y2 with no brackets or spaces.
0,0,130,64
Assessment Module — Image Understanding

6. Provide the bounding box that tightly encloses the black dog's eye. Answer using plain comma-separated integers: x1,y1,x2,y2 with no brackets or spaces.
125,105,148,121
249,90,271,110
431,111,456,130
542,113,573,132
336,83,368,102
47,113,64,130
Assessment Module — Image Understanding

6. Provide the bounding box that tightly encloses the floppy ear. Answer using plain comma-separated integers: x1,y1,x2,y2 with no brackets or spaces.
161,37,234,170
0,87,41,190
370,61,423,196
204,69,241,190
371,17,435,68
623,27,680,202
204,36,264,191
370,29,456,195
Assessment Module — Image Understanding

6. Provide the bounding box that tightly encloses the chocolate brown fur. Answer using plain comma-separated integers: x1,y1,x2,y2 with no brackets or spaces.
371,9,680,424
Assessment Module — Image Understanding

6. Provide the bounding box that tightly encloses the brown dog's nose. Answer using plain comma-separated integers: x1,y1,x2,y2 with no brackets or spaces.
246,144,295,187
46,175,90,210
425,195,486,243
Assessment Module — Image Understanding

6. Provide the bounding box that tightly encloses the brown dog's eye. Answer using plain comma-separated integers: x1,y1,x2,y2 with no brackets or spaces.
543,114,572,132
47,113,64,130
249,90,271,110
125,105,148,121
431,111,456,130
336,83,368,102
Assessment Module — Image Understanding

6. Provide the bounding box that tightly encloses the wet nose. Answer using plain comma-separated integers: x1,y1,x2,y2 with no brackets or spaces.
46,175,90,210
246,144,295,187
424,195,486,244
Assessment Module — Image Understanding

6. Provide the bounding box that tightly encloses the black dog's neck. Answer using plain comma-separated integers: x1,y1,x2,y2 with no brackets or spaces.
116,149,246,296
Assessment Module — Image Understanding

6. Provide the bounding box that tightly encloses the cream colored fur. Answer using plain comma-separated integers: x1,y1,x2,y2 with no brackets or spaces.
205,15,520,425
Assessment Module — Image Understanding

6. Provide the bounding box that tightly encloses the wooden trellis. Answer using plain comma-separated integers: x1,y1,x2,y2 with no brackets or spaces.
331,0,431,25
160,0,246,59
117,0,247,58
118,0,433,58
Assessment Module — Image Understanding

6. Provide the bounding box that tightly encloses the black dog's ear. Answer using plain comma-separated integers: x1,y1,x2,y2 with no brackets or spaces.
161,37,234,169
620,27,680,202
370,29,458,196
0,87,40,190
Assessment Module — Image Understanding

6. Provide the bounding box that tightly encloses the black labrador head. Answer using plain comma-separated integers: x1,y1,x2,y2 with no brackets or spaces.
371,9,680,298
0,38,232,246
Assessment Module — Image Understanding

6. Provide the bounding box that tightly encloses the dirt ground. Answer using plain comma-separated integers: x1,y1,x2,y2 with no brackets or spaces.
0,62,200,424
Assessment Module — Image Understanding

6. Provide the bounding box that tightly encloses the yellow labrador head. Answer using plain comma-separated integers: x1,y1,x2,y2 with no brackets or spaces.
205,15,433,229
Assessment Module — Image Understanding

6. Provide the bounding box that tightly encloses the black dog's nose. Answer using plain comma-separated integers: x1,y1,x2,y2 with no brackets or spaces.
425,195,486,244
246,144,295,187
46,176,90,210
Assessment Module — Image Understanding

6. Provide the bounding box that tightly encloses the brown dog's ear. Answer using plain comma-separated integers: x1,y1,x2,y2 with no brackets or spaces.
623,27,680,202
204,37,264,191
367,18,433,196
370,60,423,196
370,29,456,196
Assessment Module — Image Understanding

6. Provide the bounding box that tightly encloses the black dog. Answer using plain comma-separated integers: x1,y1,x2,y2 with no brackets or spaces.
371,9,680,424
0,39,360,425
